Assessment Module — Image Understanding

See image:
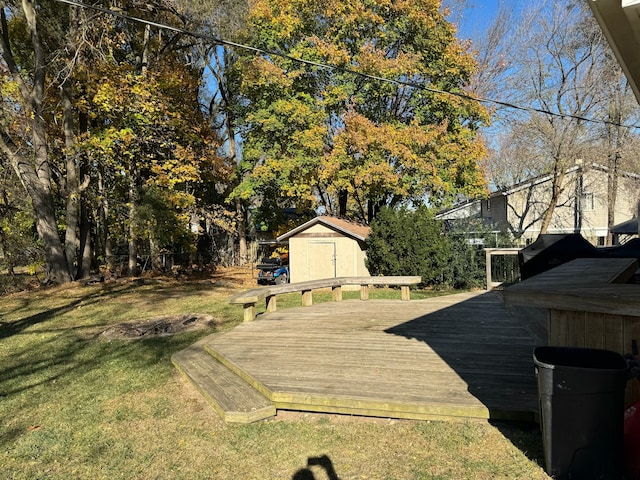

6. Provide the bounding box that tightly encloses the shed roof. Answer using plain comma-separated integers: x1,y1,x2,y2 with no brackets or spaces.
277,216,370,242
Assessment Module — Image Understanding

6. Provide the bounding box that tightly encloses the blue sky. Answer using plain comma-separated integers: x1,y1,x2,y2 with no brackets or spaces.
451,0,501,37
445,0,527,44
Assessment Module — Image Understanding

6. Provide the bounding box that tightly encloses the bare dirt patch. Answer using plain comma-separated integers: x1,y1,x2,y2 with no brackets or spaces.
210,265,256,287
101,313,215,340
2,264,258,296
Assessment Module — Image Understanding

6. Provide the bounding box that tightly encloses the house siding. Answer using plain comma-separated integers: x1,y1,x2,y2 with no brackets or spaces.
441,165,639,246
501,167,639,245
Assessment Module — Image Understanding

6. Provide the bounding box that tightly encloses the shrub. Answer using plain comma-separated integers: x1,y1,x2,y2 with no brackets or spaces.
442,219,514,289
365,206,450,286
366,208,515,289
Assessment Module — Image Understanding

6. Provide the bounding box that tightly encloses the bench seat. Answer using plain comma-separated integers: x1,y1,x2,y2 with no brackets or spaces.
229,276,421,322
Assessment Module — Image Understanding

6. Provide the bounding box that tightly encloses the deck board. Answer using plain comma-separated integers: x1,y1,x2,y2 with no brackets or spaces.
200,290,541,421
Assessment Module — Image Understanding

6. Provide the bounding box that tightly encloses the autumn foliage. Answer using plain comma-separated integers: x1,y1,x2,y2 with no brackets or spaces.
233,0,488,223
0,0,488,282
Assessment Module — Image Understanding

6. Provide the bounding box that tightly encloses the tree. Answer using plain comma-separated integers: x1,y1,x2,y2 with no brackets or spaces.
142,0,287,267
181,0,251,265
77,58,229,274
504,3,601,235
442,217,513,289
591,47,640,244
0,161,39,278
232,0,488,225
200,45,250,265
0,0,234,281
0,0,73,283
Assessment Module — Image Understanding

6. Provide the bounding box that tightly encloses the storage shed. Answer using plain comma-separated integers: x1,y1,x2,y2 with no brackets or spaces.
277,216,370,283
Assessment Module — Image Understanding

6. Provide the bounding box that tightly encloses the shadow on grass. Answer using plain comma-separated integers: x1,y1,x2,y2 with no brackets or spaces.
0,325,208,397
490,420,545,469
0,277,245,467
0,294,219,449
0,282,147,339
0,280,232,340
292,455,340,480
0,302,84,339
384,290,546,467
0,426,25,451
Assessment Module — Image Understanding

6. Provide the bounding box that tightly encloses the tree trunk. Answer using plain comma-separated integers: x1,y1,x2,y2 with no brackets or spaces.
62,6,82,277
0,228,14,277
229,132,247,266
141,23,151,75
150,235,163,271
0,2,72,283
128,190,138,276
605,93,624,246
77,199,92,279
10,152,71,283
128,156,139,276
125,25,151,276
607,153,619,245
98,169,115,274
62,78,79,278
338,190,348,217
212,44,247,267
0,189,14,277
236,198,248,265
539,163,567,235
539,196,557,235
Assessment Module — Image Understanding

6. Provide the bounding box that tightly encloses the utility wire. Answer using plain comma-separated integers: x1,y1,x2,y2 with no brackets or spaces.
53,0,640,130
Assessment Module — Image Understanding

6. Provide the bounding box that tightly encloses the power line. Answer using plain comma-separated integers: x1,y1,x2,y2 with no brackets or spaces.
52,0,640,130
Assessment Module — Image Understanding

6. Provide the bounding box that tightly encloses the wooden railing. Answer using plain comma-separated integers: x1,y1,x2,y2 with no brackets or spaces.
484,247,521,290
229,276,422,322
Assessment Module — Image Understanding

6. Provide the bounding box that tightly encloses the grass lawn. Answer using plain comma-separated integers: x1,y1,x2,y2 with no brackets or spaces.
0,271,550,479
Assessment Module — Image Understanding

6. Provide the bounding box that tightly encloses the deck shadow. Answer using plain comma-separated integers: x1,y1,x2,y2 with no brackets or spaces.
384,290,540,420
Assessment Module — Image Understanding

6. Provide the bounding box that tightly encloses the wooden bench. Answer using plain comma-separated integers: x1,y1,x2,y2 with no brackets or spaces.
229,276,422,322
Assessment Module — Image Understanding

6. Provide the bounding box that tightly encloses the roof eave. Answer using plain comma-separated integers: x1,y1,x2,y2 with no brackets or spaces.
277,216,369,242
589,0,640,104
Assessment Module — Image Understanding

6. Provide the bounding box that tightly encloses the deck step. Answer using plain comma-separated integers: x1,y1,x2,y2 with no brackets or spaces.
172,343,276,423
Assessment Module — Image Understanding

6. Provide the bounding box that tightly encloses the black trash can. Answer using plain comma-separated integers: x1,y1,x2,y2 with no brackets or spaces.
533,346,628,480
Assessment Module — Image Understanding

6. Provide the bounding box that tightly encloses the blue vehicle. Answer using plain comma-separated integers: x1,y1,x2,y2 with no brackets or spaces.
256,242,289,285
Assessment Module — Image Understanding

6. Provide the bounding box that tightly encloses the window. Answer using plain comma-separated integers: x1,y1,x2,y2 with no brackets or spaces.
581,193,594,212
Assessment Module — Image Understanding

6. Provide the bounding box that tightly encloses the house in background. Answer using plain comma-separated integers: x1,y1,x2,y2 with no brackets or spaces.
438,163,640,246
277,216,370,283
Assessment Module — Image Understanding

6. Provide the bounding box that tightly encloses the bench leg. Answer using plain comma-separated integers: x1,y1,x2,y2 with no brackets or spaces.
243,303,256,322
360,285,369,300
266,295,277,312
401,285,410,301
302,290,313,307
332,285,342,302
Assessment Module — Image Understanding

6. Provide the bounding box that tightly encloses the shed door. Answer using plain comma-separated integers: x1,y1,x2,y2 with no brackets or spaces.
308,241,336,280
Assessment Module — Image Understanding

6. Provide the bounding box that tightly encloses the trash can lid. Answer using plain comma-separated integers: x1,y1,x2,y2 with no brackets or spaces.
533,346,628,372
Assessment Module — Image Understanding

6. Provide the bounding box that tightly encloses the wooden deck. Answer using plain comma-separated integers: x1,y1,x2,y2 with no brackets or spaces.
173,290,544,423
